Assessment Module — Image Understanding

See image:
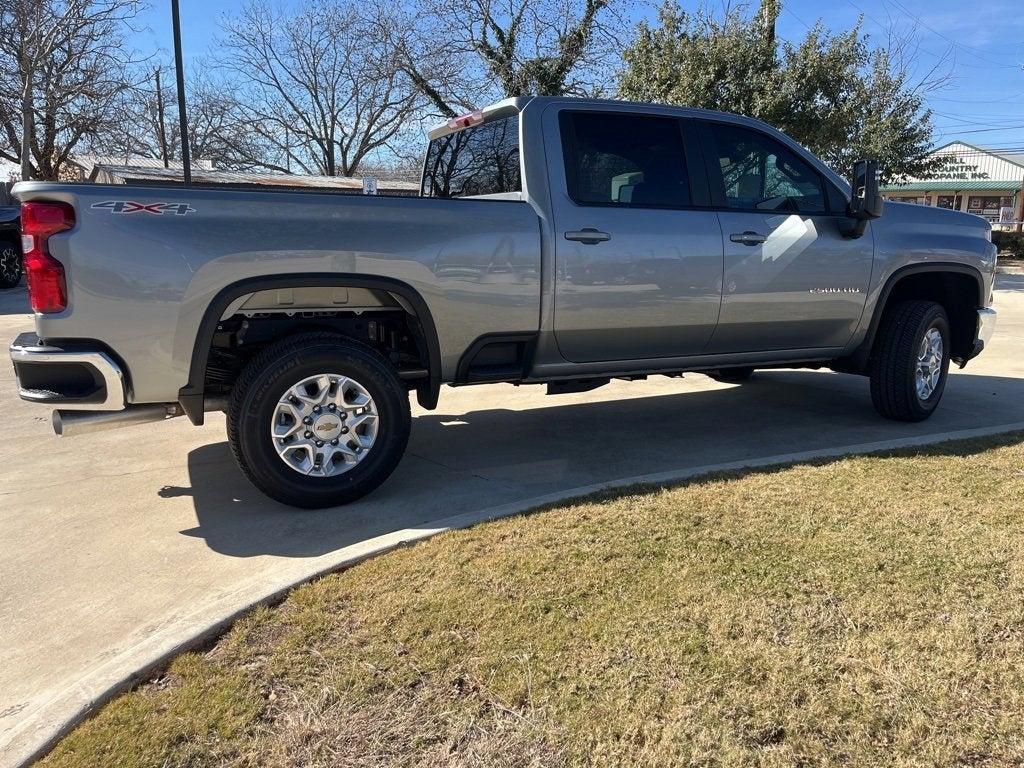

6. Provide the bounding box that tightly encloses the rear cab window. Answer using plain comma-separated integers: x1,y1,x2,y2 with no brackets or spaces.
421,116,521,198
559,112,691,208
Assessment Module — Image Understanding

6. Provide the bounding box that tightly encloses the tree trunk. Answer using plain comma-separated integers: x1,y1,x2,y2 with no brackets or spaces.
20,70,33,181
155,68,169,167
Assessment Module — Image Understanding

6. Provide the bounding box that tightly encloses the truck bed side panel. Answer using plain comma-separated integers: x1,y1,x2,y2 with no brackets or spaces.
15,183,541,403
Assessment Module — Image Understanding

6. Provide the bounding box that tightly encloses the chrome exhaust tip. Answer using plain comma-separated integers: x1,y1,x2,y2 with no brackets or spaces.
53,404,183,437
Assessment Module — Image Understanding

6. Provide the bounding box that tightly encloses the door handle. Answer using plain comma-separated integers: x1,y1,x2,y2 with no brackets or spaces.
564,228,611,245
730,231,767,246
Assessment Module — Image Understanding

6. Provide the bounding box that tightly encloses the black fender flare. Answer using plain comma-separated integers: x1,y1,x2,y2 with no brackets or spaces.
847,262,985,372
177,273,442,424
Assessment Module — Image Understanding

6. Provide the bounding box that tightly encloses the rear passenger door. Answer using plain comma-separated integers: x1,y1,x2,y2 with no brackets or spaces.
696,120,873,353
548,108,723,363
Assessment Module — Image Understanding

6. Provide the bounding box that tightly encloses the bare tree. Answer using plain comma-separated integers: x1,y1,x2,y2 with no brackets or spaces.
0,0,143,180
385,0,626,118
213,0,423,177
184,78,277,171
98,62,276,171
97,63,170,162
153,64,168,166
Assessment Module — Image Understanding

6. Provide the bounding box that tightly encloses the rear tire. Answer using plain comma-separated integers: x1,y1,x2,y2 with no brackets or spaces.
0,239,21,289
227,333,411,508
870,300,950,422
708,367,755,383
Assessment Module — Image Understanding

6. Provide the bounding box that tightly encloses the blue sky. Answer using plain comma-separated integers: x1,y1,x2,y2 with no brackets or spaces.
134,0,1024,151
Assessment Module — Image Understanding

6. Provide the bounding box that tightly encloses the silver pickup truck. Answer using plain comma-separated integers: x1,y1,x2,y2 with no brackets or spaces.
9,96,998,507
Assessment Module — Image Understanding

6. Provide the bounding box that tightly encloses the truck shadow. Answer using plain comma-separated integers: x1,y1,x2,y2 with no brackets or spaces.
169,369,1024,559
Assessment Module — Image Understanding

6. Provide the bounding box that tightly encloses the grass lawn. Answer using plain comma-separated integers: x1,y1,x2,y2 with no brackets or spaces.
42,433,1024,767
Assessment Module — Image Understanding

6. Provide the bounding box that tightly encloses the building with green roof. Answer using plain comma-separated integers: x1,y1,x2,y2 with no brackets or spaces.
881,141,1024,229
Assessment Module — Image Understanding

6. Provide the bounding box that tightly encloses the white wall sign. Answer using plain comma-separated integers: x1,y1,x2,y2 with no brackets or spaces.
900,142,1024,184
362,177,378,195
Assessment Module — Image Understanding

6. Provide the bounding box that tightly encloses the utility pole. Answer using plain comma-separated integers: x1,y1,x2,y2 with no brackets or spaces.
1017,179,1023,234
155,68,169,168
171,0,191,184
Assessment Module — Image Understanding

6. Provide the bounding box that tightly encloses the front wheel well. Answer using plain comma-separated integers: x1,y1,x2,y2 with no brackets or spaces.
867,270,981,369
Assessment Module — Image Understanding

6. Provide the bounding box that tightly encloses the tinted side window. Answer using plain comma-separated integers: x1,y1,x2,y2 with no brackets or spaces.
705,123,826,213
561,112,690,208
422,116,521,198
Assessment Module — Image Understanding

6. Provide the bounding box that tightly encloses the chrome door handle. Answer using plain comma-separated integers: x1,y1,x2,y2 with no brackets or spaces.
564,228,611,245
730,231,767,246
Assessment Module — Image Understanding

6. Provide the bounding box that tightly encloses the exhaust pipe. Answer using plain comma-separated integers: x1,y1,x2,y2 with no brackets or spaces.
53,404,184,437
52,398,226,438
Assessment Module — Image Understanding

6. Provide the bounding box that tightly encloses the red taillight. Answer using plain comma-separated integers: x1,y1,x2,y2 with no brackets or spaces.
22,201,74,313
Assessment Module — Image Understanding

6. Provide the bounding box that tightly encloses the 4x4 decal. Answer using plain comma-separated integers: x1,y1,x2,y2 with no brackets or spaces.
91,200,196,215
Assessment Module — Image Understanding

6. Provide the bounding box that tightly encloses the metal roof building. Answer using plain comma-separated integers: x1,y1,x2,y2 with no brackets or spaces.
66,155,419,196
68,155,415,196
67,155,216,181
882,141,1024,229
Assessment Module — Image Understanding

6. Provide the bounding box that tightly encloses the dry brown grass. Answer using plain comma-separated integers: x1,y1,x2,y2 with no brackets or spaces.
41,433,1024,767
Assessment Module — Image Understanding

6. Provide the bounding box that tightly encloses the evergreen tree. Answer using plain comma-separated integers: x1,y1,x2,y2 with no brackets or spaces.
619,1,939,183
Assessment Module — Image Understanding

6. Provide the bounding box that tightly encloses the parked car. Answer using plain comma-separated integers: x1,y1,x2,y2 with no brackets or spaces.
8,97,998,507
0,205,21,288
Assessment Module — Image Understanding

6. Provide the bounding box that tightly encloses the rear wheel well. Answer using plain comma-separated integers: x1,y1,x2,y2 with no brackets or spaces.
204,305,429,402
180,276,441,423
871,271,980,368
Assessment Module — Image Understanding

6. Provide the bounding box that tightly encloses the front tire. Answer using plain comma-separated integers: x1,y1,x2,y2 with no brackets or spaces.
0,239,22,289
870,300,950,422
227,333,411,508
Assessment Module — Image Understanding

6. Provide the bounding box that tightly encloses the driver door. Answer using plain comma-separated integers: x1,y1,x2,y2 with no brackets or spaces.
696,120,873,354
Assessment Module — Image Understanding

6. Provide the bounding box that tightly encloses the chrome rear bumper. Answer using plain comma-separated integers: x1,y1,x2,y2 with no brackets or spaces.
9,332,126,411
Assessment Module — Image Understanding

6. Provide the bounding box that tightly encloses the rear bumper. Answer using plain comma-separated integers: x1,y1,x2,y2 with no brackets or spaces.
9,332,126,410
967,307,997,362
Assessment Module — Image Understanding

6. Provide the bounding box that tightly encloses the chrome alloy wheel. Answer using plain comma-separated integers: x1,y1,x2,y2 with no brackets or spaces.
271,373,379,477
0,244,20,285
915,327,944,401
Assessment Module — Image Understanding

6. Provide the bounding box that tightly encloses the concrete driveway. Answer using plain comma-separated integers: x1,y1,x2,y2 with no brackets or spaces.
3,274,1024,766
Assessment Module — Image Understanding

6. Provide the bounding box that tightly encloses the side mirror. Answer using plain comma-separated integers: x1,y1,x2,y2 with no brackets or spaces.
844,159,883,238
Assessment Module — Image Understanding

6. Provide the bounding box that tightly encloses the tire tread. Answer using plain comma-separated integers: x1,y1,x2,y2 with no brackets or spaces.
870,300,947,422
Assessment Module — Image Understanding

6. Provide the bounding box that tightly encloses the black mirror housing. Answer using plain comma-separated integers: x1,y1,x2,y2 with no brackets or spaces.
844,159,883,238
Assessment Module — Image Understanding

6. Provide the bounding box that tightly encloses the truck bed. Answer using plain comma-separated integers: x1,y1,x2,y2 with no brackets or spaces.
14,182,542,403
